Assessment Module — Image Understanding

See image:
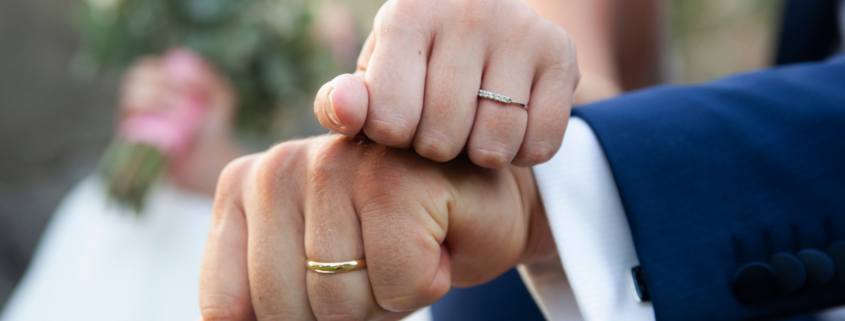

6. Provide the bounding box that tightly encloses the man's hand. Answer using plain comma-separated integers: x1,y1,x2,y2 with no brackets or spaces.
314,0,579,169
198,135,556,320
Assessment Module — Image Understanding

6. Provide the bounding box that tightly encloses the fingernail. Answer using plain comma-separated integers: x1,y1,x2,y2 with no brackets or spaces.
326,89,345,129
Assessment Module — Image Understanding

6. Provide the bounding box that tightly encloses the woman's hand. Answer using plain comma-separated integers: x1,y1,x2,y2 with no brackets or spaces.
198,135,556,320
314,0,580,169
118,49,245,195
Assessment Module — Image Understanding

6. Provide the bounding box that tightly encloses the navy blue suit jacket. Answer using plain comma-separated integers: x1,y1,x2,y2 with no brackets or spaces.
433,55,845,321
571,54,845,320
432,3,845,320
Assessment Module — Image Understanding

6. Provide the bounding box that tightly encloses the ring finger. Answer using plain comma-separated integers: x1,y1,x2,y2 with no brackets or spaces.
304,141,387,320
466,51,533,169
244,145,314,320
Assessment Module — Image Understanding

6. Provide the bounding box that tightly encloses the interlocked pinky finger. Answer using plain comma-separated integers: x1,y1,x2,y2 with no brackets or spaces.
512,67,577,166
513,25,578,166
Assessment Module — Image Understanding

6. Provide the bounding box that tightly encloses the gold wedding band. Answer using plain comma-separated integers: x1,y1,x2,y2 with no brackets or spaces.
307,259,367,274
478,89,527,108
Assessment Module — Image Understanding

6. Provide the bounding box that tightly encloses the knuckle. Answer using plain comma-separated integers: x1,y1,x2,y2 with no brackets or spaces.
413,128,461,162
557,28,577,60
310,137,349,170
215,154,259,200
252,312,295,321
496,0,536,34
375,289,420,312
307,137,354,184
537,25,578,81
364,115,417,147
375,0,424,33
470,142,515,169
314,312,362,321
559,26,576,49
455,0,488,10
360,156,403,189
564,35,580,77
211,155,258,225
309,272,377,320
200,294,253,321
519,141,559,164
547,24,577,63
354,152,409,206
454,0,490,20
386,0,416,14
255,143,297,187
247,140,308,208
313,302,369,321
515,3,539,27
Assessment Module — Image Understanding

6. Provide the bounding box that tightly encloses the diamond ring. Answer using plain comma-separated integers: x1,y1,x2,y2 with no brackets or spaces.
478,89,526,109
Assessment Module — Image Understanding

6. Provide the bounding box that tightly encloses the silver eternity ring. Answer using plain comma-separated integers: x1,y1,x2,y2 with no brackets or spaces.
478,89,526,108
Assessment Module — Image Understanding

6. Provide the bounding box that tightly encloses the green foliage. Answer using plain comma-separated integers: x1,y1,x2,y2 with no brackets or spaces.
74,0,328,133
77,0,338,212
99,141,165,212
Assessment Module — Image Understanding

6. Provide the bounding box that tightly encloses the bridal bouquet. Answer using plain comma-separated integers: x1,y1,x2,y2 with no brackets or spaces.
74,0,331,211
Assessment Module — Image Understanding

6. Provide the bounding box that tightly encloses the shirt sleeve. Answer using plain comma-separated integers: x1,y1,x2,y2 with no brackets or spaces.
519,117,655,321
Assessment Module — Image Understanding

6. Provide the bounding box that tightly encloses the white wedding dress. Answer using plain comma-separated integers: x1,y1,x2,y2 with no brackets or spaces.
1,175,213,320
0,174,431,321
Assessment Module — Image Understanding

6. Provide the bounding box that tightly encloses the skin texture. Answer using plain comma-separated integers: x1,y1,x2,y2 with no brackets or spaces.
119,49,245,195
314,0,580,170
198,135,555,321
316,0,659,170
197,0,663,319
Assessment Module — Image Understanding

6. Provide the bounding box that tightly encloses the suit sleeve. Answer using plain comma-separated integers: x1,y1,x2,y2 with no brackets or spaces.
572,54,845,321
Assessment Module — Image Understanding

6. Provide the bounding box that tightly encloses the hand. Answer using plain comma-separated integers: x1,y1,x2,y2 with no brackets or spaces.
198,135,556,320
118,49,244,194
314,0,580,169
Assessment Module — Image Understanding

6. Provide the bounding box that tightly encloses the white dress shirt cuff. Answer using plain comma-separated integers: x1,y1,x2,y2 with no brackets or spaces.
520,117,655,321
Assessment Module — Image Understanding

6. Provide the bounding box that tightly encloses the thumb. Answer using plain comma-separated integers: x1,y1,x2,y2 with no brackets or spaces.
314,73,369,136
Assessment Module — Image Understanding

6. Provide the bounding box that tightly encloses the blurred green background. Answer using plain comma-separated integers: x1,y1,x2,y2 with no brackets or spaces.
669,0,784,83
